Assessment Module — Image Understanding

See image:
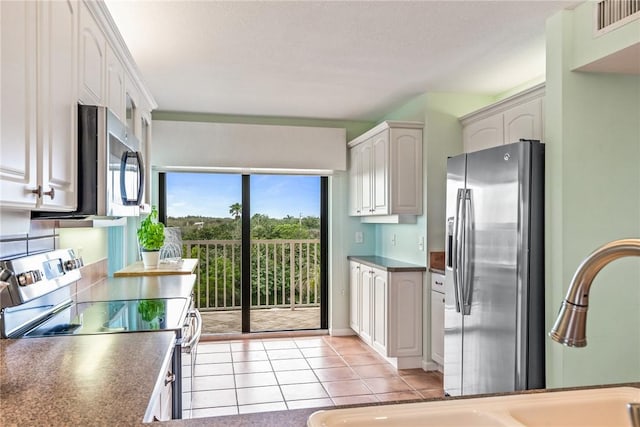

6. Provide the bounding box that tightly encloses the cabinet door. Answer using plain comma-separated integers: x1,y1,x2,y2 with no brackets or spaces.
0,1,38,208
359,266,372,344
463,114,503,153
78,1,105,105
503,98,542,144
370,132,388,215
371,267,388,355
349,261,360,332
431,290,445,365
388,272,422,358
37,0,78,210
359,140,373,215
389,128,422,215
106,43,126,121
348,145,363,216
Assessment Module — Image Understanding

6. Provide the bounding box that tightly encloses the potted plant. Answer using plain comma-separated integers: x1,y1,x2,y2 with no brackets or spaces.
137,206,165,268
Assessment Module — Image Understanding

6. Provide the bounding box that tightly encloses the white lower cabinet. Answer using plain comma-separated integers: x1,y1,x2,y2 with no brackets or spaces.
430,273,445,366
146,346,175,422
349,260,423,369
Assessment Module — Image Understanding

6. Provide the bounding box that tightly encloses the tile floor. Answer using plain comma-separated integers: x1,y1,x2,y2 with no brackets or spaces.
182,335,443,419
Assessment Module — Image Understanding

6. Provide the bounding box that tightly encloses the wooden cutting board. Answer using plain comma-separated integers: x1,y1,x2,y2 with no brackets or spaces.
113,258,199,277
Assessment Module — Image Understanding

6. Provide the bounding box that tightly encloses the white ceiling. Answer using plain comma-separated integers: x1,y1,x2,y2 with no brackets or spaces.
105,0,580,121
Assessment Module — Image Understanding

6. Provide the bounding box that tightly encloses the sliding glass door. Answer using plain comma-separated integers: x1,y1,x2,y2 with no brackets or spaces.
160,172,327,335
249,175,322,332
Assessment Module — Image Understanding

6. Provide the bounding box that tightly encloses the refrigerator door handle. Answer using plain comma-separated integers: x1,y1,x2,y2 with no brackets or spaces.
462,189,473,315
452,188,465,313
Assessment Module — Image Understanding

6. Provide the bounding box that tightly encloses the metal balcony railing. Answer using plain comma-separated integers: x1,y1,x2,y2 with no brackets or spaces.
183,239,320,312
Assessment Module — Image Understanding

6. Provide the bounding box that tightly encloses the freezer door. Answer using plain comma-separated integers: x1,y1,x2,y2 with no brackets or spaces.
461,142,526,395
443,154,465,396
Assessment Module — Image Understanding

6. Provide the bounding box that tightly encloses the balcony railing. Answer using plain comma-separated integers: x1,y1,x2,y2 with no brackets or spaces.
183,239,320,312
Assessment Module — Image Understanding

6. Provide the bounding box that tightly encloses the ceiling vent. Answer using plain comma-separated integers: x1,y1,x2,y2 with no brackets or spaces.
596,0,640,33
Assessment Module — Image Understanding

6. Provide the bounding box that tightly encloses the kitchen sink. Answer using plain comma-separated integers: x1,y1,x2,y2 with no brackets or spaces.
307,387,640,427
507,387,639,427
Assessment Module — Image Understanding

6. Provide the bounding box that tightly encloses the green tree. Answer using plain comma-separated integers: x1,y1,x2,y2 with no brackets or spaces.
229,203,242,220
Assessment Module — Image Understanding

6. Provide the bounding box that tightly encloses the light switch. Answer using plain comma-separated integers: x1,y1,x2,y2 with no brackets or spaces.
355,231,364,243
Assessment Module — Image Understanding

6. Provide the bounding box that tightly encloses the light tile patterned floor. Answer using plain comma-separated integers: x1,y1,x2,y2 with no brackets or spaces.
182,335,444,419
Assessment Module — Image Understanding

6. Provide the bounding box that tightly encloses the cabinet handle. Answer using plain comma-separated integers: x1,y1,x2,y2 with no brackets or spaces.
435,281,443,286
43,187,55,200
30,185,42,198
443,298,445,303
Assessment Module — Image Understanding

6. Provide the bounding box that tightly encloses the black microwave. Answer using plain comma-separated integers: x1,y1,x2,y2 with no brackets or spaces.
32,105,144,220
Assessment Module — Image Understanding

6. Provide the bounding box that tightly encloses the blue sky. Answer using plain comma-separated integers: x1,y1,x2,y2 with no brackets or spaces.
166,173,320,219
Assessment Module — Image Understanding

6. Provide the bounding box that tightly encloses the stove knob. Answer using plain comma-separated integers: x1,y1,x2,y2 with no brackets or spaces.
17,271,36,286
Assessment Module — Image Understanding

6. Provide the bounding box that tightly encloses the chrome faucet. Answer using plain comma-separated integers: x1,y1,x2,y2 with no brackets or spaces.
549,238,640,427
549,238,640,346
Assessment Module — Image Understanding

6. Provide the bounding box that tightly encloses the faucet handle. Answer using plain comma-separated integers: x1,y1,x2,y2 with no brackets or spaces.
629,402,640,427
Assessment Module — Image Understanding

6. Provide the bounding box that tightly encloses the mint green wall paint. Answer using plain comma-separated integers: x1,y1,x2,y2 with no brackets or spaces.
571,1,640,70
545,11,640,389
59,228,108,264
495,75,546,101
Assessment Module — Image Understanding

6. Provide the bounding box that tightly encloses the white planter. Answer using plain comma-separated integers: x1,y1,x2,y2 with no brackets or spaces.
141,251,160,269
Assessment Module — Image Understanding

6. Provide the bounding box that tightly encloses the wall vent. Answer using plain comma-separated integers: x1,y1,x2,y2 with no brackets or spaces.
596,0,640,32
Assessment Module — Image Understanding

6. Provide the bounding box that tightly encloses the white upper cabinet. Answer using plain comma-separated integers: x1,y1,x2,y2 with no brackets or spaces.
38,0,78,210
0,1,38,209
106,42,126,121
348,144,362,216
348,121,423,224
78,1,106,106
461,84,544,153
0,0,156,213
371,131,389,215
0,0,77,211
462,114,504,154
503,97,543,144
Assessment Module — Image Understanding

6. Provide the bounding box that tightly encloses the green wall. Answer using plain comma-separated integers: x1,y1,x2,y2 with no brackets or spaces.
545,9,640,388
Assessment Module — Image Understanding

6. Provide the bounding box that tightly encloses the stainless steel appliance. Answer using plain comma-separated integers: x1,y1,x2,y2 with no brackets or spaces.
444,139,545,397
0,249,200,420
32,105,144,222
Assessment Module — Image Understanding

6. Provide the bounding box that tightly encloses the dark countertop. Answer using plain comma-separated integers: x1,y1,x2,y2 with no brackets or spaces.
347,255,426,272
429,267,445,275
0,332,176,426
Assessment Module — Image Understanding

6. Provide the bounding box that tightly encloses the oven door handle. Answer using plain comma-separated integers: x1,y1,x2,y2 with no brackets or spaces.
182,309,202,353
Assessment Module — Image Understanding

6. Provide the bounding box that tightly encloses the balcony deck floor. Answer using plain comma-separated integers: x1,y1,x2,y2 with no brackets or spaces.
200,307,321,334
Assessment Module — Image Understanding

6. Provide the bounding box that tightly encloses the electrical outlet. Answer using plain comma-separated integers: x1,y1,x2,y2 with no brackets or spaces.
418,236,424,251
355,231,364,244
391,234,397,246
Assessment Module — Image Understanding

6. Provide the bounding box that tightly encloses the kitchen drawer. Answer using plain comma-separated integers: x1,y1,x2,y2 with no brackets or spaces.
431,272,445,293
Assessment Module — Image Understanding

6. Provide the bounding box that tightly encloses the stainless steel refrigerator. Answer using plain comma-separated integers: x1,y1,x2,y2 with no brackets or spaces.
444,140,545,397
